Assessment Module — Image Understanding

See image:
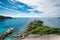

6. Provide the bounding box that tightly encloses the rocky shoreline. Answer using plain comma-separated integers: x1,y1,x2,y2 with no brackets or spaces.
0,20,60,40
18,20,60,39
0,28,14,40
8,20,60,40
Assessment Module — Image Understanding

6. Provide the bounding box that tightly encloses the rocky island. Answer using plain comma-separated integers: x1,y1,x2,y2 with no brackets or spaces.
19,20,60,40
0,15,12,20
20,20,60,37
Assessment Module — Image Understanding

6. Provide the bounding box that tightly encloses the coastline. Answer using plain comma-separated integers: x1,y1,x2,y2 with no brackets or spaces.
14,20,60,40
0,19,60,40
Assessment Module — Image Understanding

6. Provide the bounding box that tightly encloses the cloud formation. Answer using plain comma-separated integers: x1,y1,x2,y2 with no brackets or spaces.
0,0,60,17
17,0,60,17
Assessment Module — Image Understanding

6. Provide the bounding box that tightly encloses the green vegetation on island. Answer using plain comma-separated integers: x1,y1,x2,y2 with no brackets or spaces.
0,15,12,20
23,20,60,36
27,20,60,35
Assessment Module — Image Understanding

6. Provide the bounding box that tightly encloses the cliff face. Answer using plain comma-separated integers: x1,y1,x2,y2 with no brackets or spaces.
0,15,12,20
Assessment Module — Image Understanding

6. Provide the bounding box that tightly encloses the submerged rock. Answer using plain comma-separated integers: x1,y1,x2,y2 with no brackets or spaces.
0,28,14,40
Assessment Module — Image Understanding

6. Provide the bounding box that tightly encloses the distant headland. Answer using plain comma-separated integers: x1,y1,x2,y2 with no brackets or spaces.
58,17,60,19
0,15,12,20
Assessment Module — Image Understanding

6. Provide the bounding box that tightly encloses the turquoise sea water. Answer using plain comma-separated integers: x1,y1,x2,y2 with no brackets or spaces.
0,18,60,40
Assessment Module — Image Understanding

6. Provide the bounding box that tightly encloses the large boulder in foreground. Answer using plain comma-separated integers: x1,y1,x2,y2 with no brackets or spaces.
22,34,60,40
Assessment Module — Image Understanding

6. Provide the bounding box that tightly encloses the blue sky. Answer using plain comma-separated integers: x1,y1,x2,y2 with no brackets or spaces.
0,0,60,17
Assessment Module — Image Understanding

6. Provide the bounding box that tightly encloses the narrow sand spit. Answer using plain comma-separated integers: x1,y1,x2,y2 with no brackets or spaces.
21,34,60,40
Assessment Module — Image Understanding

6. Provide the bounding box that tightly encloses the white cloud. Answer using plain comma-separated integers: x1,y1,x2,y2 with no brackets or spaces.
1,0,60,17
1,13,42,18
16,0,60,17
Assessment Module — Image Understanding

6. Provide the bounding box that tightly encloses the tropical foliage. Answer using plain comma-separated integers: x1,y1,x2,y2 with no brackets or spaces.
27,20,60,35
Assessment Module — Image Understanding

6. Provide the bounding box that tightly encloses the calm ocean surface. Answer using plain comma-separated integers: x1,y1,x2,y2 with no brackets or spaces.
0,18,60,40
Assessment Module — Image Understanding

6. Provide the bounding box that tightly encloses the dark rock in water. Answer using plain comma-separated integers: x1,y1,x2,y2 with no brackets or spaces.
58,17,60,19
3,26,8,28
0,15,12,20
0,28,14,40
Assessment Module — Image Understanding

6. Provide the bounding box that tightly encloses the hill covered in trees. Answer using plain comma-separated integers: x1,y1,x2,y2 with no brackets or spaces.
20,20,60,38
0,15,12,20
27,20,60,35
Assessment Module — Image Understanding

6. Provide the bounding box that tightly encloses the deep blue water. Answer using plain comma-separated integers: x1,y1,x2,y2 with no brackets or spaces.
0,18,60,40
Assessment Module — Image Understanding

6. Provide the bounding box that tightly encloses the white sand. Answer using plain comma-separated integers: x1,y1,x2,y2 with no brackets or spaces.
21,34,60,40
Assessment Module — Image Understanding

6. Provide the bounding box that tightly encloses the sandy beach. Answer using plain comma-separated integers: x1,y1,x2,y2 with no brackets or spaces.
21,34,60,40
